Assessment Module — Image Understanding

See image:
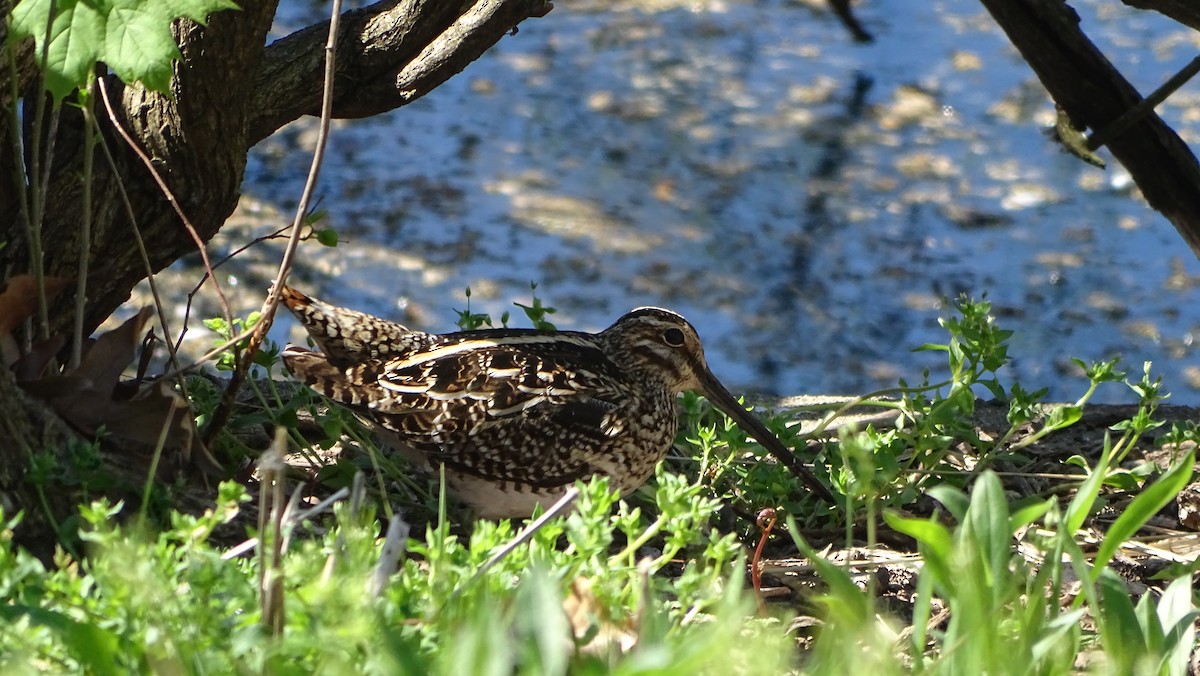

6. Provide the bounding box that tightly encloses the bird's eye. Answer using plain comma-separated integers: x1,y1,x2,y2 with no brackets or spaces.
663,327,686,347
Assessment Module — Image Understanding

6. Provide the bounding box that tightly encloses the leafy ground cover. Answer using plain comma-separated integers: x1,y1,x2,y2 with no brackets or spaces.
2,296,1197,673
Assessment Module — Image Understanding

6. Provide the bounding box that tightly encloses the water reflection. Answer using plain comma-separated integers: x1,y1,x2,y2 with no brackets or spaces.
226,0,1200,403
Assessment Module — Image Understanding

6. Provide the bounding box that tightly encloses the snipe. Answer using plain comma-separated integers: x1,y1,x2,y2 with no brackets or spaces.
280,286,835,517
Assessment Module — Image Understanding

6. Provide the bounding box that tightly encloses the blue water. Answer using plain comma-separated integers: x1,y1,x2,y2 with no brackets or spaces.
239,0,1200,404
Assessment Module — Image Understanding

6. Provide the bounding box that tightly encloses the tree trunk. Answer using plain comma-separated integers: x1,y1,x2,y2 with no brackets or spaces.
0,0,553,340
0,0,552,549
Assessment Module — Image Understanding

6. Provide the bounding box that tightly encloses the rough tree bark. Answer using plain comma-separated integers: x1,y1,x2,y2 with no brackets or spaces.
0,0,551,548
1122,0,1200,32
0,0,553,339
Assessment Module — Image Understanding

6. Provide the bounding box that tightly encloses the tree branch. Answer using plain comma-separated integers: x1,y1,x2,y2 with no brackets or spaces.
249,0,553,144
1122,0,1200,33
981,0,1200,259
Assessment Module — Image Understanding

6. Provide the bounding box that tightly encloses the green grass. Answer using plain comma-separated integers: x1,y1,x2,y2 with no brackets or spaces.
1,294,1197,674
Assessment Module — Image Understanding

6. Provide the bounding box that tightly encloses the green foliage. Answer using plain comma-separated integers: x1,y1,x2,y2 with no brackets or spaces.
1095,572,1196,676
1088,449,1192,579
798,295,1167,513
0,476,789,672
886,474,1073,674
677,390,833,525
202,312,277,372
314,227,339,247
826,294,1032,504
6,289,1197,672
785,297,1195,673
455,282,555,331
514,281,556,331
855,468,1196,675
299,209,339,247
919,294,1013,401
9,0,239,101
454,286,496,331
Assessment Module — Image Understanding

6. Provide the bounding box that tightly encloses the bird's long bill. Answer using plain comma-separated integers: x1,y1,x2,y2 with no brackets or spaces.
697,369,837,505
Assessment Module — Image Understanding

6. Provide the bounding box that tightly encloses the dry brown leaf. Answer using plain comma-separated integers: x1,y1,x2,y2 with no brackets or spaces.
21,307,154,427
1,332,20,369
563,577,638,656
18,307,219,474
0,274,71,335
0,274,71,365
10,334,66,381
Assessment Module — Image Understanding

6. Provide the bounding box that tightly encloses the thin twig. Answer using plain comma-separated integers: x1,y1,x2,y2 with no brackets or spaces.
36,104,60,282
24,0,58,342
204,0,344,444
751,507,777,614
458,486,580,597
278,480,308,556
259,429,288,636
173,219,321,356
290,486,351,525
161,325,257,381
4,37,34,297
93,79,195,399
222,486,351,561
137,386,180,527
1087,55,1200,151
368,515,411,597
72,76,98,368
81,83,204,463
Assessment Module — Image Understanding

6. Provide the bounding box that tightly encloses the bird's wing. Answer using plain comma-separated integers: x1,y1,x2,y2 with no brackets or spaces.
372,336,627,439
285,331,639,487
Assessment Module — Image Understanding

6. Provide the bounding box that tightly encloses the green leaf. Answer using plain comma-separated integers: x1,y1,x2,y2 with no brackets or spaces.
10,0,240,101
0,604,123,676
961,471,1011,593
1042,405,1081,432
315,228,339,247
1092,450,1194,579
1156,576,1197,676
1134,587,1165,655
1096,569,1145,670
514,567,570,676
884,512,953,590
926,483,969,521
1030,608,1086,665
1101,469,1141,493
1065,436,1112,534
913,343,949,353
784,517,871,624
1008,497,1053,534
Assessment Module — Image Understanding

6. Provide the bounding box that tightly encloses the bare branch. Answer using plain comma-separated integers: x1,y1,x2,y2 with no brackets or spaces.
1122,0,1200,33
981,0,1200,259
249,0,553,144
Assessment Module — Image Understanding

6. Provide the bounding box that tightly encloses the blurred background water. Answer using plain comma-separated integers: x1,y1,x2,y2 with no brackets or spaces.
181,0,1200,403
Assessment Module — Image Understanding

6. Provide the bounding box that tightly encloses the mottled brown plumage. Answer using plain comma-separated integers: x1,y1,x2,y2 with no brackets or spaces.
280,285,834,517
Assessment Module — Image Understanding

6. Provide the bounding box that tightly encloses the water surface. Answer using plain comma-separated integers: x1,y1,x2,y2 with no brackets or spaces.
219,0,1200,404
